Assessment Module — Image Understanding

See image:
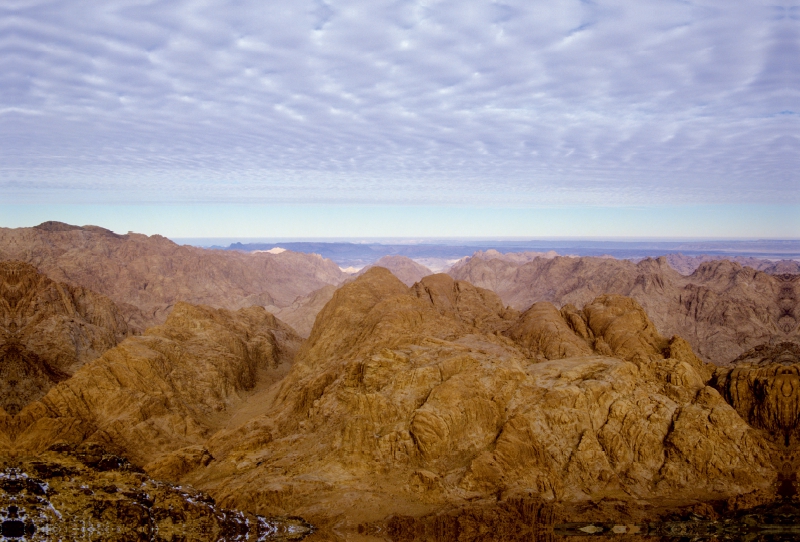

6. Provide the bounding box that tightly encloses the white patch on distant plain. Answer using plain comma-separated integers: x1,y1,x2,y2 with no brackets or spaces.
339,266,362,273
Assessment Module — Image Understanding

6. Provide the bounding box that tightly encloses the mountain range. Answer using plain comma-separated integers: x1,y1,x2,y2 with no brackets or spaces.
1,222,799,540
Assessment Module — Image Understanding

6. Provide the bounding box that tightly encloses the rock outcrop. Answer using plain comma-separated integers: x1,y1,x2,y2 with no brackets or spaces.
5,302,302,468
0,261,136,414
0,445,313,541
449,254,800,364
0,222,347,327
713,342,800,446
179,269,777,527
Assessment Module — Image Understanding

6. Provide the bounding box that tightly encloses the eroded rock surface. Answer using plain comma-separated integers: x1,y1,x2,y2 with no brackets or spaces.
5,302,302,468
0,261,135,414
0,445,312,541
713,342,800,446
184,269,777,527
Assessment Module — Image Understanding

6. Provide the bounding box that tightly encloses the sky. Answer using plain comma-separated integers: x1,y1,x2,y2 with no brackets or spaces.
1,0,798,238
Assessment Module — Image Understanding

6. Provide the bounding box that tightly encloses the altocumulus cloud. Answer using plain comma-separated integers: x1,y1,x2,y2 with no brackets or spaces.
0,0,797,205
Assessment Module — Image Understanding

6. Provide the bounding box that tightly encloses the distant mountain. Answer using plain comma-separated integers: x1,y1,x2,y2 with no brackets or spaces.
449,253,799,364
666,253,800,275
211,238,800,268
0,222,347,326
357,255,434,286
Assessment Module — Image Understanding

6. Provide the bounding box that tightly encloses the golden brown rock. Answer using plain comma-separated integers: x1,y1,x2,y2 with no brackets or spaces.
178,270,776,527
0,261,136,414
7,302,302,467
713,342,800,445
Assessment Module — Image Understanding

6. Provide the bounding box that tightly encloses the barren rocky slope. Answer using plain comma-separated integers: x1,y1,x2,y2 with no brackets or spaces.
4,302,302,468
449,254,799,364
177,269,780,529
0,222,347,326
666,253,800,275
2,264,797,539
266,284,338,338
0,261,136,414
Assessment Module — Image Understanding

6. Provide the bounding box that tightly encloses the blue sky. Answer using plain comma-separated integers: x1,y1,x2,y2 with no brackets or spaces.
1,0,798,237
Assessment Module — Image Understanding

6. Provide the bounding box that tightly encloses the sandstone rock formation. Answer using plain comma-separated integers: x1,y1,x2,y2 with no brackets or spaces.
174,269,778,528
713,342,800,446
0,222,346,326
357,255,433,286
449,254,800,364
0,262,793,537
5,302,302,468
0,261,136,414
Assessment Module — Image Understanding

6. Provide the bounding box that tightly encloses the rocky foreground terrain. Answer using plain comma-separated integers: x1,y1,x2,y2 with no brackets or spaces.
1,224,799,540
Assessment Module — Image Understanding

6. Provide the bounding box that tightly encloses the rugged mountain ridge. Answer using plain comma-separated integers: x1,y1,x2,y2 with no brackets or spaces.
449,254,799,364
4,302,302,467
175,270,780,527
0,222,347,326
1,251,798,537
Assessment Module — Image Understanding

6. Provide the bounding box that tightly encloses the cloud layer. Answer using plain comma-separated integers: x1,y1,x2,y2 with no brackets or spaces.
1,0,797,205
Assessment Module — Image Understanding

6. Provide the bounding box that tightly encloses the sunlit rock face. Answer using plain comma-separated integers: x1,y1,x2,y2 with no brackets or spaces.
199,270,777,524
713,342,800,445
0,261,133,414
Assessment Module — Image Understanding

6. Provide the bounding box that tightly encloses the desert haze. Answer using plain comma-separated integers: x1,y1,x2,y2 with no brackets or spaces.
0,222,799,540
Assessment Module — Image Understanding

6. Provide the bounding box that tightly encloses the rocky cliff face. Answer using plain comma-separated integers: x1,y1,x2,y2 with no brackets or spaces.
449,254,799,364
0,261,135,414
179,269,778,527
0,222,347,327
713,342,800,446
